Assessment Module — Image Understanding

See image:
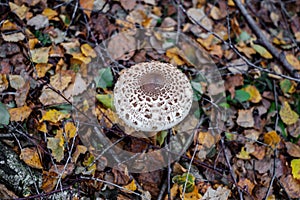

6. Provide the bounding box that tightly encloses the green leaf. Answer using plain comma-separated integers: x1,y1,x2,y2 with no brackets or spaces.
239,31,250,42
0,103,10,127
172,173,195,193
235,90,250,102
156,131,168,147
95,68,113,89
96,94,114,109
280,79,294,94
191,81,203,94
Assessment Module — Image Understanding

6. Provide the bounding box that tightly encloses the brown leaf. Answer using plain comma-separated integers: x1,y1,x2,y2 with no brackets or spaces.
238,178,255,194
286,142,300,158
20,147,43,169
237,109,254,128
107,32,136,60
8,105,32,122
120,0,136,10
280,175,300,198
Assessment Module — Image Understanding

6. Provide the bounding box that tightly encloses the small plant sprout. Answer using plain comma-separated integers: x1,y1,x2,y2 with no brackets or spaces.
113,61,193,132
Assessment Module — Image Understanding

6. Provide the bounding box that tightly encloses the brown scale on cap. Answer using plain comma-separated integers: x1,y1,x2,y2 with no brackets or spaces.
113,61,193,132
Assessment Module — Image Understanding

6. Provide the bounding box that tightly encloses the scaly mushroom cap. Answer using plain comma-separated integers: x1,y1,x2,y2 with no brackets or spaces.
113,61,193,132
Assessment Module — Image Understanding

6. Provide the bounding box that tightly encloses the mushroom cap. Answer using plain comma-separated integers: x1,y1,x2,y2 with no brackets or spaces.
113,61,193,132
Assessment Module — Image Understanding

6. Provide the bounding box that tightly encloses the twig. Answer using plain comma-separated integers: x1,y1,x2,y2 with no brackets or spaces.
220,137,244,200
233,0,300,79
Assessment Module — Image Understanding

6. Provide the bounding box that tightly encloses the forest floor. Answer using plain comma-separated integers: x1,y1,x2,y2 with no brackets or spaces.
0,0,300,199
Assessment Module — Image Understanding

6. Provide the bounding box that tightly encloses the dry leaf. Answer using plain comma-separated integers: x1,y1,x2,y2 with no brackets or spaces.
1,20,18,31
20,147,43,170
187,8,212,31
237,109,254,128
120,0,136,10
280,175,300,198
279,101,299,125
264,131,281,148
64,121,77,141
42,8,58,20
81,43,97,58
286,142,300,158
27,14,49,30
237,147,251,159
286,54,300,70
201,186,231,200
9,106,32,122
35,63,53,78
238,178,255,194
30,47,51,63
2,32,25,42
72,145,87,163
80,0,94,18
50,70,73,91
0,74,9,92
41,109,70,124
9,2,29,20
123,180,137,193
47,129,65,162
243,85,262,103
107,33,136,60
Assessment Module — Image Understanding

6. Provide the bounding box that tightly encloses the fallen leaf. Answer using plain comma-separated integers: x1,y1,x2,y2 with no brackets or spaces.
0,74,9,92
279,101,299,125
280,175,300,198
30,47,50,63
80,0,94,18
72,145,87,163
107,32,136,60
35,63,53,78
187,8,212,31
286,54,300,70
42,8,58,19
64,122,77,141
96,94,114,109
172,173,195,193
180,185,202,200
0,103,10,126
201,186,230,200
20,147,43,169
237,109,254,128
238,178,255,194
264,131,281,148
2,32,25,42
72,52,92,64
237,147,251,159
251,44,273,59
9,2,29,20
227,58,248,74
209,5,226,20
286,142,300,158
41,109,70,124
123,180,137,193
50,70,73,91
291,159,300,180
280,79,296,94
27,14,49,30
81,43,97,58
1,20,18,31
243,85,262,103
8,106,32,122
120,0,136,10
47,129,64,162
9,75,25,90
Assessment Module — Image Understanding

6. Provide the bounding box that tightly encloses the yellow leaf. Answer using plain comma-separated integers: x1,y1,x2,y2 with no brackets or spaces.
237,147,251,160
264,131,281,148
42,8,58,19
179,184,202,200
41,109,70,123
166,47,185,65
291,159,300,180
123,180,137,193
83,154,96,175
9,2,29,20
30,47,51,63
72,145,87,163
279,101,299,125
81,43,97,58
20,147,43,169
9,106,32,122
72,52,92,64
35,63,53,78
251,44,273,59
64,122,77,140
1,20,18,31
243,85,262,103
286,54,300,70
38,122,48,133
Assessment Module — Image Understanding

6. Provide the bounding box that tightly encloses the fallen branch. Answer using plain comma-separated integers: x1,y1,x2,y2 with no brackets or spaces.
233,0,300,79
